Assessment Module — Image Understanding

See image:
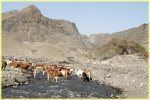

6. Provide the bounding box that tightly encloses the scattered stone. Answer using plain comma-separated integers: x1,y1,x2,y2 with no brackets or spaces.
14,82,19,86
13,85,18,89
24,81,29,85
19,96,24,98
1,55,148,98
100,81,105,85
105,75,111,78
8,75,11,77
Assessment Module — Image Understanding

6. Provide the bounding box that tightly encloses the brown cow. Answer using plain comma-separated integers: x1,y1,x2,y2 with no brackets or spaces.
60,69,70,80
61,66,75,75
18,63,32,73
9,60,20,71
34,64,46,74
33,66,45,78
65,66,75,74
47,69,62,82
45,65,56,71
2,61,7,71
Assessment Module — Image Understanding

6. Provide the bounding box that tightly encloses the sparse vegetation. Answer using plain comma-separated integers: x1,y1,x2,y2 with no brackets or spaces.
66,56,74,61
94,38,146,59
32,50,37,53
135,42,146,51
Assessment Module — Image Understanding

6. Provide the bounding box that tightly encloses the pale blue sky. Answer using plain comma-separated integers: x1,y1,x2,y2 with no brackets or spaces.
2,2,148,36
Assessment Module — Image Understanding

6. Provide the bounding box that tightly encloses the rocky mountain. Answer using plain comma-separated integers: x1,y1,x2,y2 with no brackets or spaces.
89,24,148,50
2,5,96,62
2,5,88,51
89,33,110,47
2,5,148,62
2,5,94,62
81,35,95,49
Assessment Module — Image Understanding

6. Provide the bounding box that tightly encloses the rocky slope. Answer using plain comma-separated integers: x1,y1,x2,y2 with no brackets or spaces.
2,5,148,61
69,54,148,98
2,5,93,61
93,38,146,59
2,5,89,51
89,24,148,50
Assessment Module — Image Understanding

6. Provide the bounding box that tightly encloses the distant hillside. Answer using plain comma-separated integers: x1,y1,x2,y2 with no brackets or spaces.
89,24,148,50
81,35,95,49
94,38,146,59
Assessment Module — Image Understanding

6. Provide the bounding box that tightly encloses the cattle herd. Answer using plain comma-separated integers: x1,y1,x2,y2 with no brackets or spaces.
1,58,92,82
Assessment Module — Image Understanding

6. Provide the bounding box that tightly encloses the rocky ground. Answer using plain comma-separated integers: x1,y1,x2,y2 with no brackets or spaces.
73,55,149,98
1,67,32,89
1,55,149,98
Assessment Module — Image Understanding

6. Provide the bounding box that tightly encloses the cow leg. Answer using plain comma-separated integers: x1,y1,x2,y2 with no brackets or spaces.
84,77,86,82
77,73,80,77
27,67,29,73
47,74,49,81
39,71,42,78
79,73,81,77
33,70,35,78
17,68,19,72
56,78,58,82
43,70,45,75
20,68,22,72
25,68,28,73
65,74,68,80
65,75,67,80
34,70,36,78
26,69,28,73
68,75,70,79
87,73,90,79
53,76,55,81
87,77,89,82
33,73,35,78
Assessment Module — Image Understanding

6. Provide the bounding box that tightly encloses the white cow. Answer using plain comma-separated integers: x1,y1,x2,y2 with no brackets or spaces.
75,69,83,78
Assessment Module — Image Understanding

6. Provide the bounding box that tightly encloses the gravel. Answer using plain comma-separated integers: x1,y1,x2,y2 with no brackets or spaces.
1,55,149,98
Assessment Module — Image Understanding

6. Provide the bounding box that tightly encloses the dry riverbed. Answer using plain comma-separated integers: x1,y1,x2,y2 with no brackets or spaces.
1,55,149,98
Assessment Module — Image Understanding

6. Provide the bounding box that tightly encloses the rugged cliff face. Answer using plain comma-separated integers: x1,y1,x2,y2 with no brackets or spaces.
2,5,88,51
89,33,111,46
2,5,95,62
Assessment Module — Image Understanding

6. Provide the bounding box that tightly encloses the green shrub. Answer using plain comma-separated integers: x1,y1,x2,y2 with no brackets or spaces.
94,38,146,58
135,42,146,51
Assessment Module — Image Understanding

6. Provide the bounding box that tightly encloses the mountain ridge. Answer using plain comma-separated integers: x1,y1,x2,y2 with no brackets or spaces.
2,5,148,62
2,5,89,51
88,23,148,50
2,5,94,62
